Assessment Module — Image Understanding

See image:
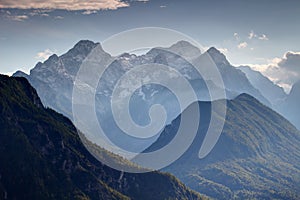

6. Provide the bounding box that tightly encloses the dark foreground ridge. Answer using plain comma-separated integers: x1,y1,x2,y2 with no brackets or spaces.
0,74,205,200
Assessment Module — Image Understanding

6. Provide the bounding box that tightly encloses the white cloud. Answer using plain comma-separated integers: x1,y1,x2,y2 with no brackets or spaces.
82,10,98,15
54,16,64,19
29,9,51,17
233,32,239,40
0,0,129,11
8,15,29,21
258,34,269,40
217,48,228,54
244,52,300,93
160,5,167,8
278,51,300,71
131,0,149,2
1,7,51,21
203,46,228,55
36,49,55,61
237,42,248,49
246,30,269,41
248,30,257,39
40,13,49,17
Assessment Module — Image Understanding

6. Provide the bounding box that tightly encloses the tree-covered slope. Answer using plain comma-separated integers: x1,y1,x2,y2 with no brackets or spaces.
0,74,204,200
146,94,300,199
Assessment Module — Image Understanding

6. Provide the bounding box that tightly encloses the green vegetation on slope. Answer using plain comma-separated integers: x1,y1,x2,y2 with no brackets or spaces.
0,75,204,200
147,94,300,199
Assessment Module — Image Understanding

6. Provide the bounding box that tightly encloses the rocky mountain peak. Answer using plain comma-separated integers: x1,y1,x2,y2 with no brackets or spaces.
29,54,61,76
170,40,201,52
63,40,101,58
146,40,201,61
45,54,59,63
206,47,229,65
73,40,99,50
168,40,201,59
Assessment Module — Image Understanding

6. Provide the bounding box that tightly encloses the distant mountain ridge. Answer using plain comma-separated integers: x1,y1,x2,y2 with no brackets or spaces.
14,40,270,114
0,74,204,200
200,48,270,105
238,65,300,130
276,80,300,129
238,65,287,107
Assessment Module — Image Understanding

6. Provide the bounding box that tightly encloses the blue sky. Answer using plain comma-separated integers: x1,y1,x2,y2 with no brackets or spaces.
0,0,300,91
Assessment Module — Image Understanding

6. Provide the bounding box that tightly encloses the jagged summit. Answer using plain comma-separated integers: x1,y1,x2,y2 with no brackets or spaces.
169,40,201,53
73,40,99,50
206,47,229,65
28,40,102,79
147,40,201,60
207,46,220,53
48,53,59,59
63,40,100,58
43,54,59,65
167,40,201,59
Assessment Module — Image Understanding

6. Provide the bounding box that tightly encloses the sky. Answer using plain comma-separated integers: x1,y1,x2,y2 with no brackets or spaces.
0,0,300,92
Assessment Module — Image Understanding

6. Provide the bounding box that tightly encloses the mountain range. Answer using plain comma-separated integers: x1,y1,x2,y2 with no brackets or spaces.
9,39,300,199
13,40,273,153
